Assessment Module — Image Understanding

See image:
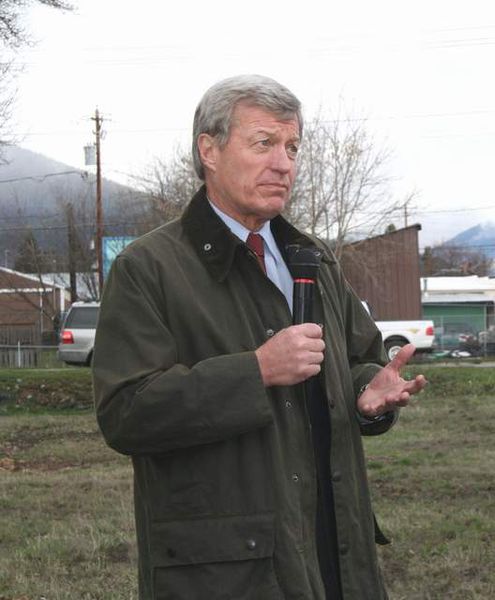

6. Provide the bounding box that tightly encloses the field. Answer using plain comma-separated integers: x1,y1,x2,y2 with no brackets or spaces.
0,366,494,599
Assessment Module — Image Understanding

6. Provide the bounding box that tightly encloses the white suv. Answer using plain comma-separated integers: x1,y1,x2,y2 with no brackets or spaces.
58,301,100,366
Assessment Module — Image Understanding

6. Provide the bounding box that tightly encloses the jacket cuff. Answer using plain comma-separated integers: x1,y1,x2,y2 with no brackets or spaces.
357,409,399,436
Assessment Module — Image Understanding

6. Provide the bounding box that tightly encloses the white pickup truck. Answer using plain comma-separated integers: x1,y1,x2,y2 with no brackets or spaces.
362,302,435,360
375,319,435,360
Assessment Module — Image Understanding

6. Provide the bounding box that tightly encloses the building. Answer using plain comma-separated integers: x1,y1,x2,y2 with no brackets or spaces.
0,267,68,345
421,276,495,351
340,224,423,320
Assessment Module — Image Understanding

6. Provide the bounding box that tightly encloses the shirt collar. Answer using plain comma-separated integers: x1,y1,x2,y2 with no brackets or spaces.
207,198,284,265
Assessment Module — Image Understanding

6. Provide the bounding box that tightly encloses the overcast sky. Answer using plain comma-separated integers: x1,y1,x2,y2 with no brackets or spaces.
8,0,495,248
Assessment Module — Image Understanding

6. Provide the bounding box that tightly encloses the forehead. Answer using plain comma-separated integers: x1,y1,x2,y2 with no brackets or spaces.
230,102,300,137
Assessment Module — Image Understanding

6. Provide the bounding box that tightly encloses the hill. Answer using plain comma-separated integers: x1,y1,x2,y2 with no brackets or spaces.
444,221,495,259
0,145,145,263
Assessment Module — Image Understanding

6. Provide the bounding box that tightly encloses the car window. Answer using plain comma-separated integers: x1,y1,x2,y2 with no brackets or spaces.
64,307,99,329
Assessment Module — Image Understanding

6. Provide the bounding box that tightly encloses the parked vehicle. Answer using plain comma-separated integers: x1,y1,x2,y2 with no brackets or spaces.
58,301,99,366
361,302,435,360
375,319,435,360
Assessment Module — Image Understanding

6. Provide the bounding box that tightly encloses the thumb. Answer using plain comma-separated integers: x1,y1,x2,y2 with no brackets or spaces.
389,343,416,370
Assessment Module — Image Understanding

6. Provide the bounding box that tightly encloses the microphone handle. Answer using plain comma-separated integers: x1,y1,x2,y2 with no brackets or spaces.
292,278,315,325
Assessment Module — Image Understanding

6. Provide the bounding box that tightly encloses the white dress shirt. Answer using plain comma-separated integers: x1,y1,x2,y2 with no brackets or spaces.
208,200,294,313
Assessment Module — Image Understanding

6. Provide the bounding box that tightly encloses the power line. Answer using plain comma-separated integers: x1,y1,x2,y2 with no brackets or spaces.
0,220,153,233
0,170,88,184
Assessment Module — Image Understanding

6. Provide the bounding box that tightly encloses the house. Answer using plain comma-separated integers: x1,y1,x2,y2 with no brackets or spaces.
0,267,68,345
421,276,495,351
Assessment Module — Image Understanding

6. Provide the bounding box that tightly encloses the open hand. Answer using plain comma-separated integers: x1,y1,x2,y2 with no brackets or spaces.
357,343,427,418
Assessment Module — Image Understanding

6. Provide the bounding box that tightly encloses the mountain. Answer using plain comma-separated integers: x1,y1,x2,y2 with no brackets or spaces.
443,222,495,259
0,145,142,215
0,145,145,262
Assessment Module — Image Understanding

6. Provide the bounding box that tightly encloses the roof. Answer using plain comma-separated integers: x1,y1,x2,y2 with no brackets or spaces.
422,293,494,304
27,272,98,300
0,266,67,291
422,276,495,293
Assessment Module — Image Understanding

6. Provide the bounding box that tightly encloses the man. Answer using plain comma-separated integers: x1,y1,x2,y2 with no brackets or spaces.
93,74,426,600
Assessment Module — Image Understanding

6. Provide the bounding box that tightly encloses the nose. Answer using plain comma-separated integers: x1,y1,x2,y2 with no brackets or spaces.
270,144,292,173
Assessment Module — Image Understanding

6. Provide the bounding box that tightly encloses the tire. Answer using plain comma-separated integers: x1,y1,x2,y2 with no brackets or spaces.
384,337,407,361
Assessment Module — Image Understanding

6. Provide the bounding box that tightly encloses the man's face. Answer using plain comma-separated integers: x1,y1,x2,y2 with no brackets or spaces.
199,102,300,230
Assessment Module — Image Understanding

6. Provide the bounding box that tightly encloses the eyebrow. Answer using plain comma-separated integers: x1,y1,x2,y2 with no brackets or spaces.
250,127,300,142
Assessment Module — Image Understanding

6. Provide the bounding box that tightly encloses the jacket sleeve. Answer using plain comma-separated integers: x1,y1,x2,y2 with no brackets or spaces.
92,253,273,456
339,263,399,436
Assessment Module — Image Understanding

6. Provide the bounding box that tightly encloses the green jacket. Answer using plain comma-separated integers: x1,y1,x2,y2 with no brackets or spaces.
93,186,391,600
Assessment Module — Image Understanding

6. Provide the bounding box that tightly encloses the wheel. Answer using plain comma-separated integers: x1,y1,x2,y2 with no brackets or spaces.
384,337,407,361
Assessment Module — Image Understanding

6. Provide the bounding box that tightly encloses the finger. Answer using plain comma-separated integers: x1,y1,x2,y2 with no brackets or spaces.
297,323,324,338
396,391,410,406
388,343,416,370
306,351,324,365
402,374,427,395
305,338,325,352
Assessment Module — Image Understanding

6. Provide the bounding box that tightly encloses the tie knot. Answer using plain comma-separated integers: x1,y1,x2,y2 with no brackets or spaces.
246,232,264,257
246,233,266,273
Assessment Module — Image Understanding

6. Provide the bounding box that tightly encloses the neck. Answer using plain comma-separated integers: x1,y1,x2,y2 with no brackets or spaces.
206,190,268,232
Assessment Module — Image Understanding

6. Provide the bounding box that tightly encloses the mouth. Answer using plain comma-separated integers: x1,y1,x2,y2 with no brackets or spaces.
259,182,289,191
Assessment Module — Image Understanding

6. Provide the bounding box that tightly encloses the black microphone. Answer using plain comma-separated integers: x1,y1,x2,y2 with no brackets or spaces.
286,245,323,325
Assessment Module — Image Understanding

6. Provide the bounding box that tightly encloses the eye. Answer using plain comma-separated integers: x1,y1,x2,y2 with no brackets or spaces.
287,143,299,159
257,138,271,147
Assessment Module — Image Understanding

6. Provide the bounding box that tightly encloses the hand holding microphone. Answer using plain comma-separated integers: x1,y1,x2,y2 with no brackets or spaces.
255,245,324,387
255,323,325,387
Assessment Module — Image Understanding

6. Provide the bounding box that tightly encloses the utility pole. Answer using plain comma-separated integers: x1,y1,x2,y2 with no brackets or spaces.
91,108,104,297
66,202,78,303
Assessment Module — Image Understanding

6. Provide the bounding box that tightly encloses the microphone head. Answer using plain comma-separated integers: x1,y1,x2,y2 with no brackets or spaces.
286,244,323,280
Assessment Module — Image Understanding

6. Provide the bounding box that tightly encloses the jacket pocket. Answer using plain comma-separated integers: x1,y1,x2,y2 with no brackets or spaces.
150,512,283,600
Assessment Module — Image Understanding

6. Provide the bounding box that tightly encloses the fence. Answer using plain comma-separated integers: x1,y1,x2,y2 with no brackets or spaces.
0,344,64,369
430,313,495,355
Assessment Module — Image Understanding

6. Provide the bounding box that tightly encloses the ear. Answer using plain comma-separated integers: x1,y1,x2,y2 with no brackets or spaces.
197,133,218,174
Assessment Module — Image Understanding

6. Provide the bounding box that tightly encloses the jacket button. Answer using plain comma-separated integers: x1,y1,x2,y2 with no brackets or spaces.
203,243,212,251
340,543,349,555
266,328,275,337
291,473,299,483
285,400,292,409
332,471,342,482
246,539,257,550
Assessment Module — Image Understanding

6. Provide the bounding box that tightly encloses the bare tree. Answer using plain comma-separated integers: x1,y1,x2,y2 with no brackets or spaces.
0,0,72,155
135,146,200,227
286,107,410,259
0,0,72,47
0,62,15,152
4,229,60,332
421,244,491,277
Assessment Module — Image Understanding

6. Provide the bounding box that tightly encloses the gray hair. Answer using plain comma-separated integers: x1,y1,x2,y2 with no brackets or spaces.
192,74,303,180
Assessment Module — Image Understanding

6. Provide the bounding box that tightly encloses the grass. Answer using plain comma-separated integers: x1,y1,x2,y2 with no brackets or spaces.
0,412,137,599
0,366,494,599
0,368,93,414
367,366,495,599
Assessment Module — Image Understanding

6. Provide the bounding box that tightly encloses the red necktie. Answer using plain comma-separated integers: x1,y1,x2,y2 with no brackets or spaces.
246,232,266,274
